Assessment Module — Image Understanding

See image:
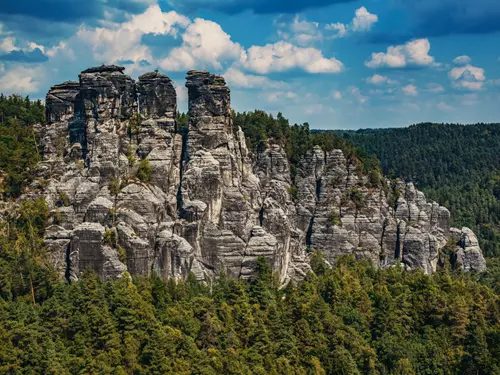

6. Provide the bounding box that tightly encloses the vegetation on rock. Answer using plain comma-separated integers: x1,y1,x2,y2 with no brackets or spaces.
336,123,500,257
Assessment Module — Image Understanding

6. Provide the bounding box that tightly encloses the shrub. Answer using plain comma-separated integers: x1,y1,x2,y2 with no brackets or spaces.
56,192,70,207
137,159,152,182
128,113,142,137
108,177,121,197
103,228,118,248
328,210,342,226
127,146,136,166
287,185,298,201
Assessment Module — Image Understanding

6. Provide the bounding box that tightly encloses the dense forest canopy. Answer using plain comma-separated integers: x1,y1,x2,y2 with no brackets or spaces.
335,123,500,258
0,94,45,198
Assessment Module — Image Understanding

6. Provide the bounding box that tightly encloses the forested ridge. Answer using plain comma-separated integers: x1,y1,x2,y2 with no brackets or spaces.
1,98,500,374
334,123,500,258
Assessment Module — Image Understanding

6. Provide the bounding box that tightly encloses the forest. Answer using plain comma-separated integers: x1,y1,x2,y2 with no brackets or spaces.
335,123,500,258
1,195,499,374
0,97,499,374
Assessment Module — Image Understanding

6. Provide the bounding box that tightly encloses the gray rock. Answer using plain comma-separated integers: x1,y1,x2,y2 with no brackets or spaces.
35,65,486,283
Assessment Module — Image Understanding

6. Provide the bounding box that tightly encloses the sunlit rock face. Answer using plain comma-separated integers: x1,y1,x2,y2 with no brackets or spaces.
39,65,486,284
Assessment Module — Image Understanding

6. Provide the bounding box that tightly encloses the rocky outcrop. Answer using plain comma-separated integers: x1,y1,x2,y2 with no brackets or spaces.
38,65,486,284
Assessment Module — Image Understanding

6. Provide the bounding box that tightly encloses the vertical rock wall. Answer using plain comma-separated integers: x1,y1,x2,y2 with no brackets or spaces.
39,65,486,284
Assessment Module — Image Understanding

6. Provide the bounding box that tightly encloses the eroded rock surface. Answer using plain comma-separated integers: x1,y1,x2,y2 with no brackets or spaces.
38,65,486,283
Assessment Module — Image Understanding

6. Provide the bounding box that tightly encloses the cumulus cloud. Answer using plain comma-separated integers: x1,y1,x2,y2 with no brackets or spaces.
402,84,418,96
325,6,378,38
276,16,323,47
365,38,435,68
0,65,43,93
243,41,343,74
352,7,378,31
449,64,486,90
77,5,190,67
223,67,287,89
0,36,17,53
365,74,398,85
160,18,245,71
453,55,471,66
0,34,49,63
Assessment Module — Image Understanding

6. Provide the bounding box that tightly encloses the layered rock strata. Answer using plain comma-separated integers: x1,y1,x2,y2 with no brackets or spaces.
38,65,486,283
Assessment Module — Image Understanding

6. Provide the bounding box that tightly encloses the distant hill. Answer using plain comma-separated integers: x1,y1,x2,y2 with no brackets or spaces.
334,122,500,257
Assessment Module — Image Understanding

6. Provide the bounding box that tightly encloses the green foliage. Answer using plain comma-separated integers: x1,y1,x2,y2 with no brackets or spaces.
232,110,374,182
0,94,45,198
56,191,70,207
117,244,127,264
287,185,298,202
0,198,54,303
328,210,342,226
103,228,118,248
0,254,498,374
108,177,121,197
176,111,189,132
137,159,152,182
127,113,142,137
126,146,136,166
344,188,366,210
336,123,500,257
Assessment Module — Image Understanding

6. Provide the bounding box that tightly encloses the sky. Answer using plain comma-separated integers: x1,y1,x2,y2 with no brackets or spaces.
0,0,499,129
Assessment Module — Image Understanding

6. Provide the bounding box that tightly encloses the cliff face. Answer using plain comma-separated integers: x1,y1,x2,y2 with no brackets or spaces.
40,66,486,283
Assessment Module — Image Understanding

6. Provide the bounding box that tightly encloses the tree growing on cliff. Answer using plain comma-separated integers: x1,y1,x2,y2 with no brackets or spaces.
137,159,152,182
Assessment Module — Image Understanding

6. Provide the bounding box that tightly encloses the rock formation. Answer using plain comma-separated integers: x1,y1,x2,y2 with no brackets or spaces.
38,65,486,283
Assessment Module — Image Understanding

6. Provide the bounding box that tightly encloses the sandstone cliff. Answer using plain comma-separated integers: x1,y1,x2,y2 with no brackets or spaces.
38,65,486,283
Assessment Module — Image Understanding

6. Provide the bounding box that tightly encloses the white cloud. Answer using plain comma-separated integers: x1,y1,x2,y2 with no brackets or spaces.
365,38,435,68
426,83,445,93
402,84,418,96
0,66,43,93
277,16,323,47
223,67,287,89
352,7,379,31
325,22,348,38
174,81,188,102
349,86,367,104
332,91,342,100
449,64,486,90
366,74,398,85
453,55,471,66
436,101,453,111
243,41,343,74
160,18,245,71
0,36,18,53
267,91,297,102
76,5,189,67
325,6,378,38
46,41,74,59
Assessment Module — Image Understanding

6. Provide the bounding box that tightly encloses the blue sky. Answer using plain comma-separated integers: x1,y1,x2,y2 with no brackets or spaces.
0,0,499,129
